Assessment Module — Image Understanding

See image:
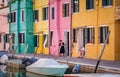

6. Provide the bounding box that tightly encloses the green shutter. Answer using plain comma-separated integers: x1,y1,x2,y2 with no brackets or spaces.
102,0,106,6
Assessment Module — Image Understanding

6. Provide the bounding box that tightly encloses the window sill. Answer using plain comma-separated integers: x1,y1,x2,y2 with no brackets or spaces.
20,43,24,45
43,20,48,21
86,9,94,11
87,43,94,45
63,16,70,18
11,22,16,24
102,5,112,8
72,12,79,14
34,21,39,23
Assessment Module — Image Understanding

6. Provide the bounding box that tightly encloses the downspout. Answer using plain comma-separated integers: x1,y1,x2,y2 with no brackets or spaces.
48,0,50,55
70,0,72,57
17,0,20,53
96,0,99,59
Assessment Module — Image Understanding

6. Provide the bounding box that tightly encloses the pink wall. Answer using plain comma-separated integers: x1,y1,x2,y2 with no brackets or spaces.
49,0,71,56
0,7,9,51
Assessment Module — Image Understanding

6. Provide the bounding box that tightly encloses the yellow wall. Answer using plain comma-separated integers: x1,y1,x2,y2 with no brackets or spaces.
72,0,98,59
34,0,49,54
97,0,115,60
72,0,118,60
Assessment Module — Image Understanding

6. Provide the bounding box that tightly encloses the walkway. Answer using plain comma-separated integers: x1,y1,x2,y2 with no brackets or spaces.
12,54,120,74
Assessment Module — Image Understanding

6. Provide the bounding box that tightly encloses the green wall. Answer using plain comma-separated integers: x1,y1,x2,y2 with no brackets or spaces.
9,0,34,53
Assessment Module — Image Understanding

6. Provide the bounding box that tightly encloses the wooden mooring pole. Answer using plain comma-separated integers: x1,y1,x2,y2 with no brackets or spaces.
94,31,111,73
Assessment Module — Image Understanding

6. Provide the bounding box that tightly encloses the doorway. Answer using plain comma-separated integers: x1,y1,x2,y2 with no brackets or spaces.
77,28,85,49
64,31,69,56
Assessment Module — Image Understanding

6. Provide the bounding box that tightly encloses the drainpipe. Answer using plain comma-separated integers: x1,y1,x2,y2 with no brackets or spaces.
69,0,72,57
48,0,50,55
17,0,20,53
96,0,99,59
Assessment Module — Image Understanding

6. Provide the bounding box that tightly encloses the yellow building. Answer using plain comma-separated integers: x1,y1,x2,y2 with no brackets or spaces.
33,0,49,54
72,0,120,61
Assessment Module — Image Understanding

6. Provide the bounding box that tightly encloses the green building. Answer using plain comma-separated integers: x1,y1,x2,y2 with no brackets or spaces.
9,0,34,53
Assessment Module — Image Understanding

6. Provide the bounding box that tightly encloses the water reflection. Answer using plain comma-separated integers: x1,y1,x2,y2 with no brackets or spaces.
26,72,62,77
0,65,120,77
0,65,7,77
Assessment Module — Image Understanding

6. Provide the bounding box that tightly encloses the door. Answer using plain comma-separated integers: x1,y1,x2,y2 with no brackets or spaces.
77,28,85,51
64,31,69,56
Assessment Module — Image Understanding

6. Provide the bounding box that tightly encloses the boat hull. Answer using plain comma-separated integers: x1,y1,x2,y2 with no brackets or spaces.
26,66,67,76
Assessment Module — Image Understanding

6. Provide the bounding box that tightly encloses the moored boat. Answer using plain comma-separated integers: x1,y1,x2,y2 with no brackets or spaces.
26,58,69,76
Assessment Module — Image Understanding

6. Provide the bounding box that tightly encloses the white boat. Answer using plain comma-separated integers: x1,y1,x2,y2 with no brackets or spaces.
26,58,69,76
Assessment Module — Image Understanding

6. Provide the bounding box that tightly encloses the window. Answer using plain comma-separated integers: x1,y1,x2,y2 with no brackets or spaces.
50,31,53,46
63,3,69,17
86,0,94,10
73,29,78,43
18,33,24,44
34,10,39,22
21,10,24,22
43,34,48,48
85,27,94,44
72,0,79,13
34,35,39,47
10,12,16,23
42,7,48,20
102,0,112,7
2,0,4,3
51,7,54,19
99,26,109,44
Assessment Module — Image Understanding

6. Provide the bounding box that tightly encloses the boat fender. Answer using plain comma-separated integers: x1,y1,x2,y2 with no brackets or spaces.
31,57,37,63
71,64,80,74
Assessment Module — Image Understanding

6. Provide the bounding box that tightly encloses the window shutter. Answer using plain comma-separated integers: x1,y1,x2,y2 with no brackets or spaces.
18,33,21,43
109,0,112,5
91,0,94,9
67,3,69,16
85,28,88,44
4,34,7,43
92,28,95,44
102,0,106,6
34,35,37,47
52,7,54,19
62,4,65,17
86,0,89,9
42,8,44,20
50,31,53,46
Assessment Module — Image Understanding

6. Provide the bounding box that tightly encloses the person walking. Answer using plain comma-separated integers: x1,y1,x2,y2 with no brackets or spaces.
59,42,65,57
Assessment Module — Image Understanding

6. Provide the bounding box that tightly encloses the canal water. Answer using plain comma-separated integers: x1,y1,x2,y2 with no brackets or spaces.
0,65,120,77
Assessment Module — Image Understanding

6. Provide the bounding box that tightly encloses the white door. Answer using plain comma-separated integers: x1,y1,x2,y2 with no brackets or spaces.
77,28,85,52
64,31,69,56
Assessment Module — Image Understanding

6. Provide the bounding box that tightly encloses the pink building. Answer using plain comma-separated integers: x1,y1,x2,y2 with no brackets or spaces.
49,0,71,56
0,7,9,51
